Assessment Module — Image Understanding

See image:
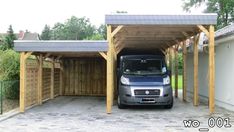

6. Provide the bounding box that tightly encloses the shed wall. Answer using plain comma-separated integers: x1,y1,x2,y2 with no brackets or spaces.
63,58,106,96
186,38,234,111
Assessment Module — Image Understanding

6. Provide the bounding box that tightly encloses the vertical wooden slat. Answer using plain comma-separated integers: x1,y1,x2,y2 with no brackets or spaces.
50,58,55,99
174,47,178,98
194,34,200,106
209,25,215,114
182,41,187,101
59,60,63,95
20,52,26,112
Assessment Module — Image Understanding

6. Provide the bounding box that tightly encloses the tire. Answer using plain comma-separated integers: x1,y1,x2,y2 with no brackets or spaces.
165,97,173,109
117,95,126,109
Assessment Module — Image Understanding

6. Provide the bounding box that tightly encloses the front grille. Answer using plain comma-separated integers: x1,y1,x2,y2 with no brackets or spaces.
134,89,160,96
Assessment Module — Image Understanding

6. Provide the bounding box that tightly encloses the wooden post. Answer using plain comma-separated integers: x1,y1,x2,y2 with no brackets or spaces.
209,25,215,114
20,52,26,112
38,54,43,105
50,57,55,99
193,34,200,106
182,41,187,101
169,48,173,85
174,47,178,98
106,25,115,114
59,60,64,96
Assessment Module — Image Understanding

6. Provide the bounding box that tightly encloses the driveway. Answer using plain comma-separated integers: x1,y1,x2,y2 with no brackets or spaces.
0,96,234,132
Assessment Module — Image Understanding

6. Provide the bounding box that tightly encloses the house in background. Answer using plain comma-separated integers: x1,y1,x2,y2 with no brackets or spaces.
0,30,40,41
186,24,234,111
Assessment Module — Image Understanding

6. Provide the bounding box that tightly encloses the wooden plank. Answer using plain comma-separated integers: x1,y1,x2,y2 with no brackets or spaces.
182,41,187,101
193,34,200,106
197,25,210,38
209,25,215,114
106,25,115,114
20,52,26,112
111,25,124,37
99,52,107,60
38,54,43,105
50,58,55,99
169,48,173,84
174,47,178,98
59,60,63,95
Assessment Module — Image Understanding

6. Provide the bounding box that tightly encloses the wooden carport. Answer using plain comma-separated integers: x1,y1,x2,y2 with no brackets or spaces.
15,40,108,112
105,14,217,114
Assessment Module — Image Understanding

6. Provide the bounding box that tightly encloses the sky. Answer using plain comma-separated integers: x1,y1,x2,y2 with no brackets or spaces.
0,0,205,34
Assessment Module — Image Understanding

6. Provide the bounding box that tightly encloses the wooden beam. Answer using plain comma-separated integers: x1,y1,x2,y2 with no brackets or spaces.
106,25,115,114
56,55,62,60
111,25,124,38
169,48,173,85
99,52,107,60
209,25,215,114
174,47,178,98
24,52,33,59
19,52,26,112
197,25,210,38
37,54,43,105
59,60,64,95
50,57,55,99
193,34,200,106
182,41,187,102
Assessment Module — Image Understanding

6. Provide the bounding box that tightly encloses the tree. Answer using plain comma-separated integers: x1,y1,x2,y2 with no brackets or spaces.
182,0,234,29
97,24,107,40
51,16,96,40
41,24,52,40
1,25,17,50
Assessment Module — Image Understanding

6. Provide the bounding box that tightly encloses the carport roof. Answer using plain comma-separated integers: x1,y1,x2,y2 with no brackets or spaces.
14,40,108,52
105,14,217,51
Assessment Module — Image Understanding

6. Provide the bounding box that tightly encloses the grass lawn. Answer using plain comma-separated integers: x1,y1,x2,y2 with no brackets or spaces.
171,75,183,89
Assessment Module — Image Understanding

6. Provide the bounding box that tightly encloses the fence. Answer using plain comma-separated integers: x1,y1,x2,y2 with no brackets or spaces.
0,80,19,114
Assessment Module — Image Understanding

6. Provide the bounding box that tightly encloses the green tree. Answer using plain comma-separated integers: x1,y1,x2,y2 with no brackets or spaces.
0,25,17,50
40,24,52,40
97,24,107,40
51,16,96,40
182,0,234,29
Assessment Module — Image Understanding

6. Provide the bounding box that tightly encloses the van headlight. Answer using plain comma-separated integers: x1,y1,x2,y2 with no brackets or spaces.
163,76,170,85
121,76,130,85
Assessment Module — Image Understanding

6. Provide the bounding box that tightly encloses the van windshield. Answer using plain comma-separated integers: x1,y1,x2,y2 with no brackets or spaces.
123,59,164,75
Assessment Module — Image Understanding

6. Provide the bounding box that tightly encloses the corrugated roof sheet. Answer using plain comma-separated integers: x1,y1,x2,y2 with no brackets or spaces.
215,24,234,39
14,40,108,52
105,14,217,25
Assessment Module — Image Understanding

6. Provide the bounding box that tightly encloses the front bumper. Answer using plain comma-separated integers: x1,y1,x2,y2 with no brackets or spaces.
118,84,173,105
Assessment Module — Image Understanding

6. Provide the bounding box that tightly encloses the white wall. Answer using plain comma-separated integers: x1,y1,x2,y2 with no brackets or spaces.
186,35,234,111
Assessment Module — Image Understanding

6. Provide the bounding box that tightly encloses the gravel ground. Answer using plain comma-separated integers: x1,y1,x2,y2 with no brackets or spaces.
0,95,234,132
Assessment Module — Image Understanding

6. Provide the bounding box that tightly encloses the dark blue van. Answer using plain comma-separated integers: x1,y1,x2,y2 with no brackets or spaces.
117,55,173,109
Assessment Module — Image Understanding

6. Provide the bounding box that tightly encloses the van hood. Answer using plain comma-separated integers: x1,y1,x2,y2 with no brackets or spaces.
122,74,165,86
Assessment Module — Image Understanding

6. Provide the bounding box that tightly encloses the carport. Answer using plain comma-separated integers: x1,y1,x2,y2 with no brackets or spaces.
14,14,217,114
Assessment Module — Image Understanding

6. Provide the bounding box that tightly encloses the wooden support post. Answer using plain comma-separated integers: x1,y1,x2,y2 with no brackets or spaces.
20,52,26,112
209,25,215,114
50,57,55,99
193,34,200,106
59,60,64,96
182,41,187,101
169,48,173,85
174,47,178,98
106,25,115,114
38,54,43,105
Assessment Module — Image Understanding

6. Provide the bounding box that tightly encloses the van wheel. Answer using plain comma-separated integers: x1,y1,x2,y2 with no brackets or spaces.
165,98,173,109
118,95,126,109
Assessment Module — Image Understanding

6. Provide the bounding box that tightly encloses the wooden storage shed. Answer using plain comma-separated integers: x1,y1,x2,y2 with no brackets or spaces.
14,14,217,114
